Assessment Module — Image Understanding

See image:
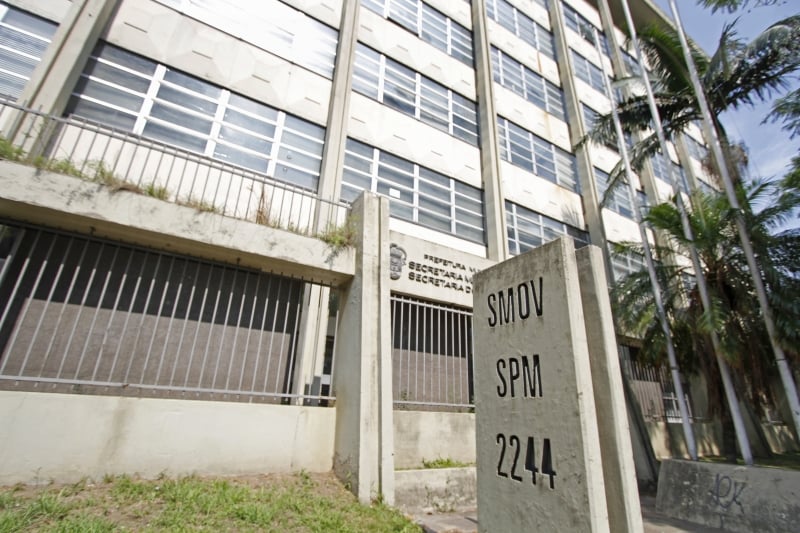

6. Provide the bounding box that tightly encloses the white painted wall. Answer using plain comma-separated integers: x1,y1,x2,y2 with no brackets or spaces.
393,410,476,469
0,391,336,485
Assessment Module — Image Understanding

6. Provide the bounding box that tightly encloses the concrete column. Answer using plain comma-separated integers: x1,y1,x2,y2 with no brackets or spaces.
470,0,508,262
332,192,394,504
315,0,359,211
548,1,614,282
11,0,118,144
576,246,644,533
5,0,118,156
293,0,360,402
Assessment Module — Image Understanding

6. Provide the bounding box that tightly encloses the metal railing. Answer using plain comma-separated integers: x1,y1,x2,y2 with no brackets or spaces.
621,356,697,423
0,100,349,237
0,223,337,404
390,294,474,411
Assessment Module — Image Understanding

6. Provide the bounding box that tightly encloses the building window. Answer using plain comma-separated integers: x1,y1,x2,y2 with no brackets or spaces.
571,50,608,94
342,138,486,243
155,0,338,78
491,47,566,121
650,151,689,194
67,43,326,191
485,0,555,60
621,49,641,77
562,2,609,55
581,103,633,152
506,200,588,255
497,117,578,192
685,135,708,162
361,0,473,66
595,166,640,218
0,3,57,100
609,244,646,281
353,43,479,145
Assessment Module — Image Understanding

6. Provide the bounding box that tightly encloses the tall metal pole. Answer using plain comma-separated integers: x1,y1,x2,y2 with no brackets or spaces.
593,32,698,461
666,0,800,446
618,0,753,464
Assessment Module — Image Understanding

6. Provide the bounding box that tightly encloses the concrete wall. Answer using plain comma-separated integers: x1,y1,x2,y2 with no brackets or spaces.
656,459,800,532
394,467,476,513
0,390,336,485
393,410,475,469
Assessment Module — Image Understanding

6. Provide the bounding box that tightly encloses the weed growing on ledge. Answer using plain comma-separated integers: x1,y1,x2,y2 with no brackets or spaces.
180,196,220,213
0,137,24,161
144,183,169,200
317,217,358,252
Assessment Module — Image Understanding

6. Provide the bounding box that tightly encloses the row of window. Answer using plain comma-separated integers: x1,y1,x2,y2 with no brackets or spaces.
361,0,473,66
651,151,689,194
342,138,486,243
506,200,588,256
594,167,647,219
581,103,633,152
609,245,646,281
571,50,608,94
486,0,555,61
67,42,326,191
498,117,578,192
491,46,566,121
0,4,56,99
352,43,479,145
685,135,708,162
562,1,609,55
156,0,338,79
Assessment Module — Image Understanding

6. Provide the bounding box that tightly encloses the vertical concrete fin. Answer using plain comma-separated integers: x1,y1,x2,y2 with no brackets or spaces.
577,245,644,533
332,192,393,504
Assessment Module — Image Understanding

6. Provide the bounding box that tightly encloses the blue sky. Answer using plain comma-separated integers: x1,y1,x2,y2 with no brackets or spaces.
653,0,799,181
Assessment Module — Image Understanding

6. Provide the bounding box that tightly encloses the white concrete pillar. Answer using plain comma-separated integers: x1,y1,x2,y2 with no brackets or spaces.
332,192,394,504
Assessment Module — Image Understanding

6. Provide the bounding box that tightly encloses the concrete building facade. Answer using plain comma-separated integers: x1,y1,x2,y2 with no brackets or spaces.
1,0,787,504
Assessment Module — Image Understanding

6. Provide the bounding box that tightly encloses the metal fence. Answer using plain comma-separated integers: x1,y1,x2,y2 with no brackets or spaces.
0,222,337,404
0,100,349,236
390,294,474,411
620,352,696,423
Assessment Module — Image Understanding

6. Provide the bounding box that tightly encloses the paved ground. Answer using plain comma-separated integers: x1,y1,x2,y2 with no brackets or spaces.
413,496,726,532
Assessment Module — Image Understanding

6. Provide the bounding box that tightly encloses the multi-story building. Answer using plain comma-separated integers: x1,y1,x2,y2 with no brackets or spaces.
0,0,723,500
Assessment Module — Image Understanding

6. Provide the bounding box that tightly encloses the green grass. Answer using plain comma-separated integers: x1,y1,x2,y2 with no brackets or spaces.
421,457,472,469
700,451,800,470
0,473,421,532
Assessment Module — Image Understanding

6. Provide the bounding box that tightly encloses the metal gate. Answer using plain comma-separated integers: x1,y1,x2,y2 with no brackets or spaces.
390,293,474,411
0,222,333,403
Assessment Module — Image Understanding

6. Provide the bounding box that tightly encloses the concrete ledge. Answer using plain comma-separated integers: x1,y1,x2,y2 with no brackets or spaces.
394,467,476,513
0,162,355,286
656,459,800,532
0,391,336,485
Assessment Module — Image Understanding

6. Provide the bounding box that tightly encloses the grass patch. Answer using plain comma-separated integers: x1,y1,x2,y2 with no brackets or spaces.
421,457,471,469
180,196,219,213
317,218,357,253
0,472,421,532
700,451,800,470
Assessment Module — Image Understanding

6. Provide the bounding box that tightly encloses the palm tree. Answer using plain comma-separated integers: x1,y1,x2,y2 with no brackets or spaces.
611,181,800,456
585,15,800,186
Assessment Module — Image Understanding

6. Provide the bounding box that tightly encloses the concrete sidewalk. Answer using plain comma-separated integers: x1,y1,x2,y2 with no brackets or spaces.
413,496,725,533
